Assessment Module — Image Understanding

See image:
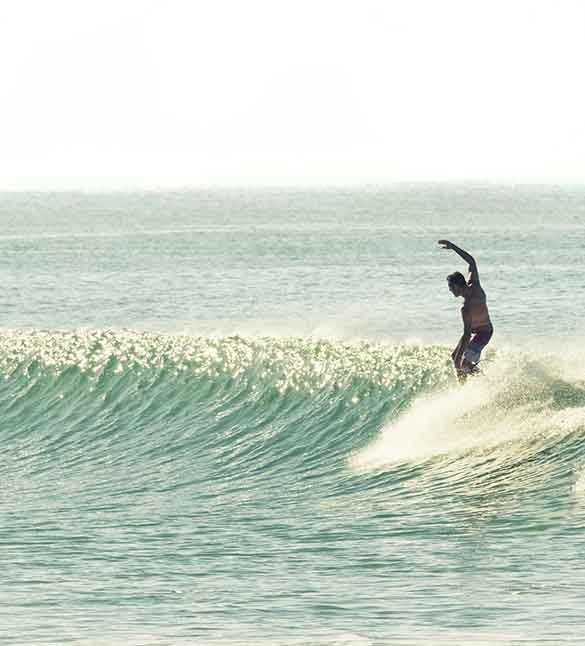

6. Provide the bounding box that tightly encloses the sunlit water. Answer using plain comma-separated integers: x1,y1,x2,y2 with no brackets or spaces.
1,186,585,645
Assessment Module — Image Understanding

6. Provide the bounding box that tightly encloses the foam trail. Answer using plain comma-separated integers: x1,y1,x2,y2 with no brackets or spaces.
351,352,585,471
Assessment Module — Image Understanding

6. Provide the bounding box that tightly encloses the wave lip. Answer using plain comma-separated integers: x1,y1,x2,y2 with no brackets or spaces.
0,329,450,476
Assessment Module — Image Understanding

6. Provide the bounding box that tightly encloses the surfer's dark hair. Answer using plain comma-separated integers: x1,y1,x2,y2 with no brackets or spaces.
447,271,466,288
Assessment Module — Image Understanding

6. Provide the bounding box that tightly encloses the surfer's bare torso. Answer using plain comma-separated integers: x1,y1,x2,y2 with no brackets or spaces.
463,283,491,332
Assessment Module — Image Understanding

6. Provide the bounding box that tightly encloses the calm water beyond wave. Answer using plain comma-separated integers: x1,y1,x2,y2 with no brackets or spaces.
2,186,585,645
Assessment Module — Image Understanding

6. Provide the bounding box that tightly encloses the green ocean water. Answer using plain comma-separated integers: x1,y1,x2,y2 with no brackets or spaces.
1,186,585,645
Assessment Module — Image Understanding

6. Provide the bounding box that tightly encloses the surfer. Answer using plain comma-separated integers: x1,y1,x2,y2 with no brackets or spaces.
439,240,493,383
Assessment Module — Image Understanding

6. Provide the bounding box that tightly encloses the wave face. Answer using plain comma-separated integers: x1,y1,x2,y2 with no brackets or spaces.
3,329,585,644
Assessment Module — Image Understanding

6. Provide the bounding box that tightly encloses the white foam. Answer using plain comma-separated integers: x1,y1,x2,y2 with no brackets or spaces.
350,351,585,471
574,464,585,497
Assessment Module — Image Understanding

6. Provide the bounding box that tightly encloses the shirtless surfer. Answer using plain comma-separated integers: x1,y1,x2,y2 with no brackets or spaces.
439,240,493,383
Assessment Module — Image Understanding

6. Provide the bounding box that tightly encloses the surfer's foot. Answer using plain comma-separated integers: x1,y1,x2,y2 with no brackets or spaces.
458,359,480,382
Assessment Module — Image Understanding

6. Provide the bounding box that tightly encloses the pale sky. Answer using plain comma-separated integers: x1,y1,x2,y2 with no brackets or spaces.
1,0,584,189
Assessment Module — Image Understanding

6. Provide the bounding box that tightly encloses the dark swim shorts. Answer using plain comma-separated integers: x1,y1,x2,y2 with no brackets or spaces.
463,325,493,365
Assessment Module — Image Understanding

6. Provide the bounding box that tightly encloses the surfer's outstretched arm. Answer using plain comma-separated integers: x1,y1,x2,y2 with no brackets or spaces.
438,240,480,286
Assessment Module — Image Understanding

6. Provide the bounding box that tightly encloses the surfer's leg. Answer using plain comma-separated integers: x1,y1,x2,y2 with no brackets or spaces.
461,358,479,374
462,331,487,373
456,358,480,384
458,333,485,382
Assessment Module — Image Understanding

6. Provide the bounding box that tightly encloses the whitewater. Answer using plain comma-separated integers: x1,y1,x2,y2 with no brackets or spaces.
2,187,585,645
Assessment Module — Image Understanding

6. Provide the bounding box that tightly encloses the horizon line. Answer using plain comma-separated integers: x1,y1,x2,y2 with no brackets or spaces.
1,178,585,194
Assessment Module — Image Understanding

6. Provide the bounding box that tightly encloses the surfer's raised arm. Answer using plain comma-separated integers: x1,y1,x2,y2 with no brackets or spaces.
438,240,479,286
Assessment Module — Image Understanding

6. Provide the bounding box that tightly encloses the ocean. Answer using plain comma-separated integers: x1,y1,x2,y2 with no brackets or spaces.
1,185,585,645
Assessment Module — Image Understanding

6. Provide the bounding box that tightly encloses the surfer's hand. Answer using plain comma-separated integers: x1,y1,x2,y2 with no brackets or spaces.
438,239,453,249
